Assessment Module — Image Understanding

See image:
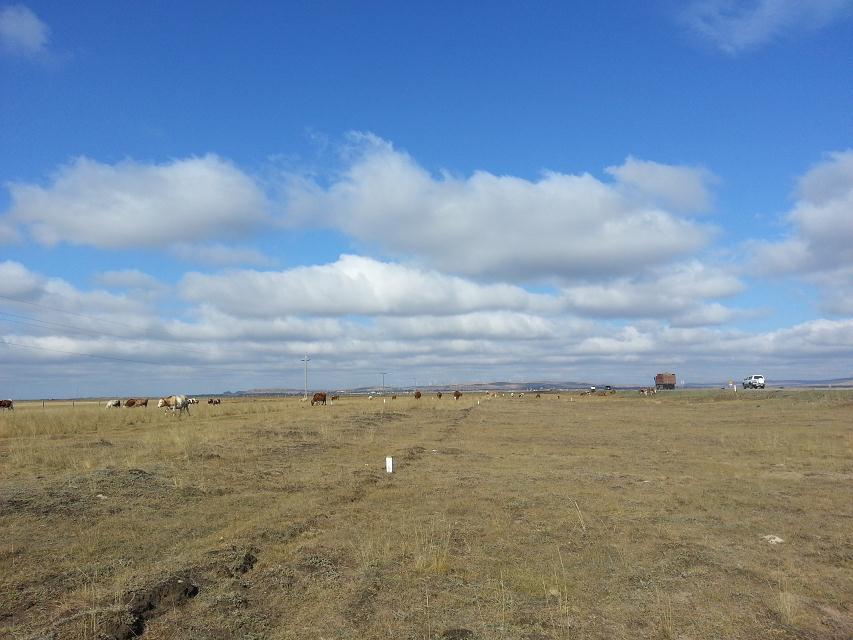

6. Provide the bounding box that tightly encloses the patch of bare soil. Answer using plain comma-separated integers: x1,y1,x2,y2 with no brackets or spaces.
100,575,199,639
351,411,409,427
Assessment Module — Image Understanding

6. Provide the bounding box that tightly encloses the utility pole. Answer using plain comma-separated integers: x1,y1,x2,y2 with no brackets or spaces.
380,372,388,395
302,354,310,400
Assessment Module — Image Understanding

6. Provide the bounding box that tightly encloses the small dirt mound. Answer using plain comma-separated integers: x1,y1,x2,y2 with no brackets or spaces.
101,575,199,639
405,446,426,460
230,546,258,576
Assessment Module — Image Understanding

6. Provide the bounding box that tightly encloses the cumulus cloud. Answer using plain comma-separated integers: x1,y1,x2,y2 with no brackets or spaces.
681,0,853,54
3,259,853,396
92,269,166,292
605,157,716,213
0,4,49,57
0,219,21,244
280,136,716,282
170,243,274,267
180,254,557,318
6,155,268,249
560,261,743,320
0,259,45,298
753,150,853,314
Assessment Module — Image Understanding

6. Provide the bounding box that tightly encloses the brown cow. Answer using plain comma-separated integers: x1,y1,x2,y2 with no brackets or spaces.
436,392,442,399
207,398,221,405
330,395,340,401
453,391,462,400
311,392,327,406
124,398,148,407
0,399,13,410
414,391,422,400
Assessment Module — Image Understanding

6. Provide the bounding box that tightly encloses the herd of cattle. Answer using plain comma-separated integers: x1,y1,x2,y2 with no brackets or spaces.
102,395,221,414
0,389,663,415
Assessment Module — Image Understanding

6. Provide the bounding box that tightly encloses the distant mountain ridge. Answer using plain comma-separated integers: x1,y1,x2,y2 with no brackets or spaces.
226,376,853,396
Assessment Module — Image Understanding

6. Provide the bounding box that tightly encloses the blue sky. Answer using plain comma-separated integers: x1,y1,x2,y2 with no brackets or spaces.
1,1,852,397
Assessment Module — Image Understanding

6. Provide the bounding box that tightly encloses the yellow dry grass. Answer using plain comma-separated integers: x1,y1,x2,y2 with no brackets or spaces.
1,390,851,639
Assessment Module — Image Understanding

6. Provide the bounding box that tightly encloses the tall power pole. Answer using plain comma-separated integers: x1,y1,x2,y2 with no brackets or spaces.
380,372,388,395
302,354,310,400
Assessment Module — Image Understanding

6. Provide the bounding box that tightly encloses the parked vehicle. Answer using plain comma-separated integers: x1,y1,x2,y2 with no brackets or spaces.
742,374,765,389
655,373,676,390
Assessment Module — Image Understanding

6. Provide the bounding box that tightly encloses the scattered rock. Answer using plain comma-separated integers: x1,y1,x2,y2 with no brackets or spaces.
762,535,784,545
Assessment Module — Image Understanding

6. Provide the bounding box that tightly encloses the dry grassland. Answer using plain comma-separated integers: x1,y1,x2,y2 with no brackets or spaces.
1,390,851,639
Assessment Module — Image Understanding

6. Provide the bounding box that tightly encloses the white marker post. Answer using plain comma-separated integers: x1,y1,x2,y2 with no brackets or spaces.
385,456,394,473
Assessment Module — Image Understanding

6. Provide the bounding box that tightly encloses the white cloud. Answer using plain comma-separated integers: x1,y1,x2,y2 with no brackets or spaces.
753,150,853,314
376,312,563,340
180,254,557,318
0,219,21,243
560,261,743,319
280,136,716,282
681,0,853,54
605,156,716,213
170,243,274,267
0,4,49,57
0,259,45,298
3,260,853,397
92,269,166,292
6,155,268,249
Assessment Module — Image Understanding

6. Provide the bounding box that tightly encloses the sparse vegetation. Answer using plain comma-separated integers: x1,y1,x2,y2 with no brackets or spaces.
1,391,851,639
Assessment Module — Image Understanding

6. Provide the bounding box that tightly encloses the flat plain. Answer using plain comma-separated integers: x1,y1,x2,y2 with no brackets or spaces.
1,390,851,639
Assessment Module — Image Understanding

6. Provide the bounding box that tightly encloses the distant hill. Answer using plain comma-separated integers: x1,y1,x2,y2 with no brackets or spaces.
227,375,853,396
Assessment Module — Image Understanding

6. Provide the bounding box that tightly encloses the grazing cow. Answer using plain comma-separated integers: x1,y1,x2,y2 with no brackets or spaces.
124,398,148,408
414,391,422,400
105,399,120,409
453,391,462,400
535,393,541,398
188,398,199,405
207,398,221,405
311,392,327,406
158,395,191,416
331,395,340,401
392,395,397,400
436,392,442,399
0,399,13,410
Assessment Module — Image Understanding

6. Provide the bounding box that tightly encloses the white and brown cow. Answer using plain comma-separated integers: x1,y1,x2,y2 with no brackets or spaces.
158,395,191,415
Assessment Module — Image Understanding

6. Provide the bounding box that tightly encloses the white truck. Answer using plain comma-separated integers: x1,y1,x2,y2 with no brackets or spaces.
742,374,766,389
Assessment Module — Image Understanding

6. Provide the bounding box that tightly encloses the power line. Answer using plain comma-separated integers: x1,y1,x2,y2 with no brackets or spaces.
0,293,143,331
0,337,324,380
0,338,167,366
0,308,225,358
0,310,134,340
